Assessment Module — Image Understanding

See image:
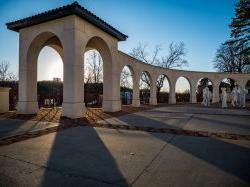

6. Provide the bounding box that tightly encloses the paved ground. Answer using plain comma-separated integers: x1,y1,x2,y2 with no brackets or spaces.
0,118,59,138
0,105,249,186
98,106,250,135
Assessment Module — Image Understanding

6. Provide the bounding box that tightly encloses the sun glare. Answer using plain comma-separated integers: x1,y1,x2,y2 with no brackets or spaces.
37,46,63,81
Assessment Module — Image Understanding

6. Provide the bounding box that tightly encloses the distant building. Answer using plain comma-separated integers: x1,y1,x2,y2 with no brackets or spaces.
53,77,62,82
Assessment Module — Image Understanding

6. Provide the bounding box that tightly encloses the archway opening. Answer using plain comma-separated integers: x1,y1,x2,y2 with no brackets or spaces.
84,49,103,107
120,66,133,105
35,34,63,108
245,80,250,101
219,78,236,94
156,74,170,104
83,36,111,110
196,77,213,103
140,71,151,104
175,76,190,103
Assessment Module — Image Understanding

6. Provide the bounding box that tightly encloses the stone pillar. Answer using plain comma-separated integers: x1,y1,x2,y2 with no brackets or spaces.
169,80,176,104
190,82,197,103
102,73,121,112
102,52,121,112
132,74,140,107
0,87,11,113
212,83,220,103
149,80,157,105
62,30,85,118
17,34,39,114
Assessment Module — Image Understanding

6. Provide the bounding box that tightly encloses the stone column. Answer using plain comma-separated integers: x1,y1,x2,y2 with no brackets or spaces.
149,79,157,105
62,30,85,118
169,80,176,104
190,82,197,103
102,49,121,112
132,74,140,107
212,83,220,103
17,33,39,114
0,87,11,113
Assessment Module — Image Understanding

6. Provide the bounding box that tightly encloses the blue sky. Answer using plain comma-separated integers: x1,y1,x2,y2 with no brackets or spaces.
0,0,236,81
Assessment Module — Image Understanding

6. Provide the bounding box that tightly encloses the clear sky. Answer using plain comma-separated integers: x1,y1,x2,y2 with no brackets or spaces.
0,0,236,88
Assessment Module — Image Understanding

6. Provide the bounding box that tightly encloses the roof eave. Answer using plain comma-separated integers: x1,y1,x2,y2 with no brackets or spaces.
6,3,128,41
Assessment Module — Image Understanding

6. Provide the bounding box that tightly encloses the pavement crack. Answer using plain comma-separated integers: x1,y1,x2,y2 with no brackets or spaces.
0,154,43,168
130,134,176,186
0,154,126,187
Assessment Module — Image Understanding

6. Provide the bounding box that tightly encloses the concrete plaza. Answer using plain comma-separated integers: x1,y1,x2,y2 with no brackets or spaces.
0,105,249,186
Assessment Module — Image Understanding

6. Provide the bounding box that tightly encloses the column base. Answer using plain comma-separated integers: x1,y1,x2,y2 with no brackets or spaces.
169,94,176,104
132,99,140,107
191,99,197,103
212,97,220,103
103,100,121,112
62,102,86,119
17,101,39,114
149,97,157,105
169,99,176,104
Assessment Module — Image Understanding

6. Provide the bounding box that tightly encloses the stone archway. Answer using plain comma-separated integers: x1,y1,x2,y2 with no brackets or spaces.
139,71,152,105
156,74,170,104
196,77,213,103
219,78,236,94
175,76,191,103
7,2,250,118
84,36,115,112
18,31,64,114
120,65,134,106
245,80,250,101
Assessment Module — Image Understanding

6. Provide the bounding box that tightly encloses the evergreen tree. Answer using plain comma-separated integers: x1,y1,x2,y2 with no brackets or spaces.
228,0,250,54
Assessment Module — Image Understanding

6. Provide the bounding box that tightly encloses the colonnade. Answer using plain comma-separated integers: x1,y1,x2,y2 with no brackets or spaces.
7,2,250,118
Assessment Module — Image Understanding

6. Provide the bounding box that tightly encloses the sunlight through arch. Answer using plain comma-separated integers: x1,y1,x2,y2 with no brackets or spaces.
156,74,170,103
38,46,63,81
37,46,63,107
140,71,151,104
175,76,190,103
120,65,133,105
84,49,104,107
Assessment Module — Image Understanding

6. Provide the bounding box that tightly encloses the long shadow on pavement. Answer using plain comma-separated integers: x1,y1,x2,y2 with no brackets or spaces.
193,115,250,131
40,122,129,186
0,118,34,138
116,112,250,184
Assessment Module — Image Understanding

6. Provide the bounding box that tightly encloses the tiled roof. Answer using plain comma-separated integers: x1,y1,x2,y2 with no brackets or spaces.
6,1,128,41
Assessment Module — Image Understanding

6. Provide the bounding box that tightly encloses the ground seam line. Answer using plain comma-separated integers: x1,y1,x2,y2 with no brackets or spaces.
0,154,125,186
130,134,176,186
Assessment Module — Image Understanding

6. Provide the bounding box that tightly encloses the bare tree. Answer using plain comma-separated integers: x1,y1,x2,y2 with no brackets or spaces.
84,50,103,83
129,42,188,92
0,61,17,81
214,42,250,73
120,66,132,89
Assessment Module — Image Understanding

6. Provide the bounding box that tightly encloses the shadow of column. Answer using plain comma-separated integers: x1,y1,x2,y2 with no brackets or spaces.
115,112,250,184
40,124,129,186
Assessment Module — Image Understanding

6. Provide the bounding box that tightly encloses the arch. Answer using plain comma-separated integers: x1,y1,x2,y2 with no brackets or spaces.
196,77,213,103
120,65,134,105
139,71,152,104
83,36,113,108
245,80,250,101
219,78,236,93
156,74,170,103
27,32,63,66
84,36,112,66
22,31,64,110
84,49,104,107
38,46,63,81
119,64,136,78
175,76,191,103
